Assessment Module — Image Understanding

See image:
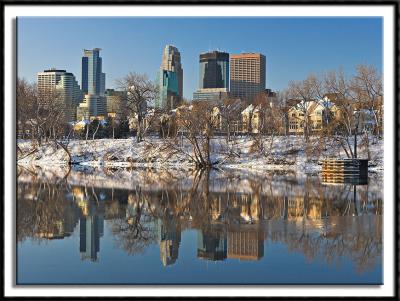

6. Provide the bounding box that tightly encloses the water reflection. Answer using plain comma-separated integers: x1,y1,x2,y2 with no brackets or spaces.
17,167,382,281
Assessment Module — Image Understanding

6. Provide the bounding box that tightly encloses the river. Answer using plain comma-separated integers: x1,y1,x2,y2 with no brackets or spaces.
16,166,382,284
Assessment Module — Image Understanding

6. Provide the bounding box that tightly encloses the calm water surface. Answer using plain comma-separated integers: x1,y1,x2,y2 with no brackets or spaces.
16,167,382,284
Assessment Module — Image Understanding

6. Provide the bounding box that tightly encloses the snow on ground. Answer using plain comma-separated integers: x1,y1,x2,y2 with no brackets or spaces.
17,135,383,175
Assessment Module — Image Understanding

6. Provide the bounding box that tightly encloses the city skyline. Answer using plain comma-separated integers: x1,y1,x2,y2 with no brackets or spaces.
17,17,382,99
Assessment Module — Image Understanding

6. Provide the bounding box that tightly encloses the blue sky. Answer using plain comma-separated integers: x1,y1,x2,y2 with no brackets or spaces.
17,17,382,99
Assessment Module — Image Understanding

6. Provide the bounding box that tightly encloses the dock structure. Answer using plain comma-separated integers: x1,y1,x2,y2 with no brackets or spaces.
321,159,368,185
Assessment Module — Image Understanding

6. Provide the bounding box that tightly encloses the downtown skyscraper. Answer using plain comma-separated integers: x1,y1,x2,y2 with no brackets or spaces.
193,51,230,102
156,45,183,110
230,53,266,101
198,51,229,90
37,68,83,121
77,48,107,120
81,48,105,95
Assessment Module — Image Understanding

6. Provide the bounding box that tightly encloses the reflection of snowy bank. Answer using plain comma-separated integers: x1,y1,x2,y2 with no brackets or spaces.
17,164,383,202
17,136,383,175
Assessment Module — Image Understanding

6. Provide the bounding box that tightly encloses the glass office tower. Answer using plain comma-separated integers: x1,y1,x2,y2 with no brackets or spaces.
81,48,106,96
199,51,229,90
157,70,180,110
156,45,183,110
78,48,107,119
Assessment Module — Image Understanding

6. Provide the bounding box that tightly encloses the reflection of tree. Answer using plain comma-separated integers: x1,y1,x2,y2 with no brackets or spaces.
111,188,157,255
268,216,382,274
17,181,79,242
17,168,383,274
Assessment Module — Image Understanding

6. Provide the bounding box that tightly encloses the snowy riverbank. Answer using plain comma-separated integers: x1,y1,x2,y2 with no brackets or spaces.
17,136,383,175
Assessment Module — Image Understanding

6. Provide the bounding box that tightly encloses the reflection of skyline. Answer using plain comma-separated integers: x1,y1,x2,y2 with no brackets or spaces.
79,214,104,262
156,212,181,266
17,172,383,272
197,226,227,261
197,225,264,262
71,186,106,262
228,227,264,261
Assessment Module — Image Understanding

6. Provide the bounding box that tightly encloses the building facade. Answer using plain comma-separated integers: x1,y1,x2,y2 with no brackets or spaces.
193,51,230,102
76,94,107,121
156,45,183,110
81,48,106,95
199,51,229,90
230,53,266,101
78,48,107,119
104,89,127,120
193,88,230,102
157,70,180,110
37,68,83,121
288,98,340,135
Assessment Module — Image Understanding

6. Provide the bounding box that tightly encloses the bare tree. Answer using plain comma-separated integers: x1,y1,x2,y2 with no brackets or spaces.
275,90,291,136
217,97,242,143
352,65,383,138
249,92,275,156
324,68,371,158
17,78,35,139
17,78,73,163
116,72,158,143
288,74,323,142
324,69,355,157
177,101,216,168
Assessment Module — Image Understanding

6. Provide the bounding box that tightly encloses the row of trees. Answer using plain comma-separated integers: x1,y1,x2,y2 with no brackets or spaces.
17,79,69,145
286,65,382,151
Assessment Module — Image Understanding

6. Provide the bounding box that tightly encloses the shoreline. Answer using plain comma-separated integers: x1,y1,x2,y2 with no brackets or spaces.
17,136,384,176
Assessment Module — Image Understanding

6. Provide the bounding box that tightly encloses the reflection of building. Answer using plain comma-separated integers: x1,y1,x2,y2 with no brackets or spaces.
238,194,261,223
230,53,266,101
197,227,227,261
156,45,183,110
36,219,76,240
79,214,104,262
227,227,264,261
209,195,228,220
156,214,181,266
287,196,324,220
